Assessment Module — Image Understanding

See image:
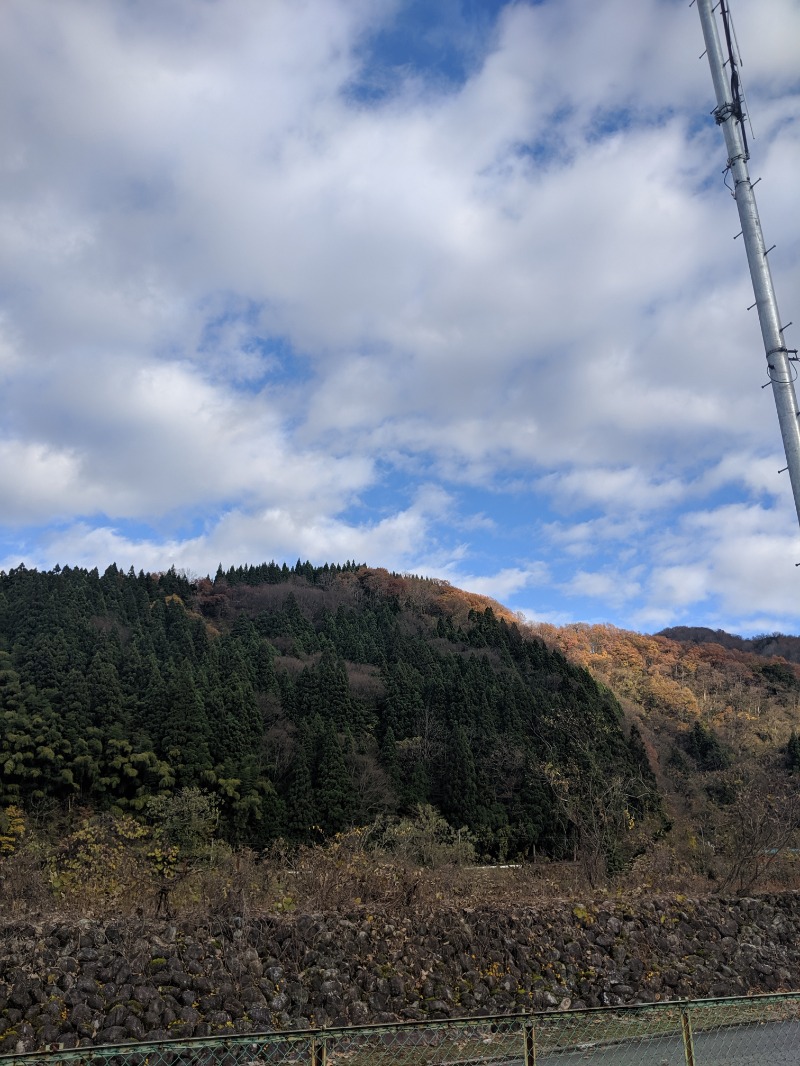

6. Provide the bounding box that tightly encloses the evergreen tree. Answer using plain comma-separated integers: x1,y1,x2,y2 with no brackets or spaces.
314,722,353,836
286,743,316,842
439,724,479,828
87,650,126,730
316,646,353,729
159,662,212,785
685,720,730,772
58,668,92,735
0,559,670,858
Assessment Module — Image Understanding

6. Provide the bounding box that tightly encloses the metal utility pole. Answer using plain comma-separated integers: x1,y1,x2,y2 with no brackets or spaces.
696,0,800,532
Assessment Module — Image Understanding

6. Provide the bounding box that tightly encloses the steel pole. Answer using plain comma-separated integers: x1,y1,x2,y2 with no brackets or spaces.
697,0,800,531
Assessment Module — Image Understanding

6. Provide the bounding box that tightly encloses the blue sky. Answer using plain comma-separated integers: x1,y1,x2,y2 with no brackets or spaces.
1,0,799,636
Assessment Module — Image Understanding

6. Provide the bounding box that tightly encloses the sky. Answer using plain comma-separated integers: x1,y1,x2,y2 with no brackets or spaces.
1,0,799,637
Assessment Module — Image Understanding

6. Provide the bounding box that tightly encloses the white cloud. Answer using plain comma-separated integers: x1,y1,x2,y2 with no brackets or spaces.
637,501,800,631
561,568,643,610
0,0,798,634
539,466,688,516
0,481,454,581
2,353,374,526
518,607,582,628
647,563,712,611
441,564,551,603
543,513,650,557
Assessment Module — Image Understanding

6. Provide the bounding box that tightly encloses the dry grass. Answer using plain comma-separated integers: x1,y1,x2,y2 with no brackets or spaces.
3,816,800,923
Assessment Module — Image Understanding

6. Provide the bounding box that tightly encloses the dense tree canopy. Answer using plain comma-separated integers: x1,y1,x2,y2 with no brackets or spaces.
0,561,654,859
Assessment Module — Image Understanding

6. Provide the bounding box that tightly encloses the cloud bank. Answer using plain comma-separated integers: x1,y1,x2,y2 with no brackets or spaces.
1,0,799,635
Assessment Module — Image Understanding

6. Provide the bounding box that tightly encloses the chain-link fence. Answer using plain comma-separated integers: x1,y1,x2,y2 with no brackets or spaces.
2,993,799,1066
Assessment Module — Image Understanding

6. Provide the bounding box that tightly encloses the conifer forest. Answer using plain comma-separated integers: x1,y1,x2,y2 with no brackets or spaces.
0,562,656,865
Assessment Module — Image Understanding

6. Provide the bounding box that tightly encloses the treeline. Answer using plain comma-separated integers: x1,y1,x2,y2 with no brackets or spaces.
659,626,800,666
0,562,656,863
215,559,366,587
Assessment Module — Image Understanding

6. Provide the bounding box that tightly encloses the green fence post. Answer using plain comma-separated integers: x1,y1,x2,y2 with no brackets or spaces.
522,1020,536,1066
681,1008,696,1066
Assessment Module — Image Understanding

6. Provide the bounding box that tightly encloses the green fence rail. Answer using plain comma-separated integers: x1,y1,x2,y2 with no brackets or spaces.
2,993,799,1065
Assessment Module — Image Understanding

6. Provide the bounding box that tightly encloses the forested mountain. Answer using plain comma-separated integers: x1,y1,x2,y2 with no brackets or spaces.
532,619,800,892
0,562,655,864
533,620,800,755
658,626,800,665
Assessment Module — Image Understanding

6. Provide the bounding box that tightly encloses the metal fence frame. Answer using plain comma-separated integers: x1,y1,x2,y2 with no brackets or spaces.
2,992,799,1065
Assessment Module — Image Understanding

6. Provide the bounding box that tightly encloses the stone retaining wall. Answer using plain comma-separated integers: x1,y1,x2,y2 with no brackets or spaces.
2,893,800,1055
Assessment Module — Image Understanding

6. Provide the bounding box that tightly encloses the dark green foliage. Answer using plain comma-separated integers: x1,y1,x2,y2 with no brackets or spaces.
159,661,212,784
787,730,800,773
684,720,731,772
217,559,365,588
285,738,316,842
440,724,478,827
506,760,560,858
87,650,126,730
761,661,800,693
0,562,657,858
313,719,354,836
258,593,319,654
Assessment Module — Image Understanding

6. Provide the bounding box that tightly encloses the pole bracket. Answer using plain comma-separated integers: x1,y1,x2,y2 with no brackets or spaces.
713,101,739,124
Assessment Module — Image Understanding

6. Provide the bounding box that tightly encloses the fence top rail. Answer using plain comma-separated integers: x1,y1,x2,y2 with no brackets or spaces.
3,991,799,1064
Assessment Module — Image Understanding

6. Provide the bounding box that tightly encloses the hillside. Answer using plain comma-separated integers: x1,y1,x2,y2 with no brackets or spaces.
0,562,654,876
530,618,800,893
531,619,800,755
658,626,800,665
2,560,799,909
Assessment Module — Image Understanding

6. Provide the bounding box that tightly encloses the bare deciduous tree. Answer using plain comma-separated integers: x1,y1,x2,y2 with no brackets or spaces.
715,768,800,895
